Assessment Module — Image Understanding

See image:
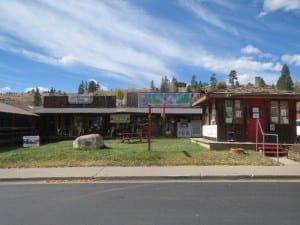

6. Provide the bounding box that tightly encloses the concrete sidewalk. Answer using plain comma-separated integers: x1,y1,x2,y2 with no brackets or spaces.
0,165,300,182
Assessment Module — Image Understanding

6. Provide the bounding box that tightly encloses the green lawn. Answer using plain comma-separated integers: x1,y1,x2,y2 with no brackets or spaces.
288,144,300,162
0,138,279,168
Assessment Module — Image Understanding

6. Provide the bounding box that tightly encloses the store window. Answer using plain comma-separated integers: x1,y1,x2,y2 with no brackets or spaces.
225,99,244,124
270,101,289,124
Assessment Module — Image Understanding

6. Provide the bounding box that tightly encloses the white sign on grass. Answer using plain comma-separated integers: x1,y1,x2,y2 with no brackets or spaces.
23,136,40,147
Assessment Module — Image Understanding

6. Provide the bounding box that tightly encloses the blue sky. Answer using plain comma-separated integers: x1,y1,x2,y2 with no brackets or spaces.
0,0,300,93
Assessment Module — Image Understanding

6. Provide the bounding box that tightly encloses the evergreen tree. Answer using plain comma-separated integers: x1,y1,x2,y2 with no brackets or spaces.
191,74,197,91
88,80,99,93
160,76,170,92
78,80,85,94
276,64,294,91
210,73,217,91
49,87,56,96
150,80,156,91
33,88,42,106
228,70,238,87
85,81,88,92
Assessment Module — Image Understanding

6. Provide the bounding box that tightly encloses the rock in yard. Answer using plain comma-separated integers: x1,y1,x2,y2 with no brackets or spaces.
229,147,245,154
73,134,104,149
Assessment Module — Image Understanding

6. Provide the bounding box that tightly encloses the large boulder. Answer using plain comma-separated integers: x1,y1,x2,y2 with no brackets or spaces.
73,134,104,149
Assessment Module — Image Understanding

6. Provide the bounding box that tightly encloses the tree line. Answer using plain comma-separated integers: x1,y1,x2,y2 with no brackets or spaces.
150,64,294,93
31,63,296,106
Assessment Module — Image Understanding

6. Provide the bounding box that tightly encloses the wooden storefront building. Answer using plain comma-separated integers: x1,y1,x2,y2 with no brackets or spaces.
192,88,300,144
33,93,203,140
0,101,38,146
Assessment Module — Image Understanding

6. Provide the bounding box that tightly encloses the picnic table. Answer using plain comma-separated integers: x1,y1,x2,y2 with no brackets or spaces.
117,132,148,143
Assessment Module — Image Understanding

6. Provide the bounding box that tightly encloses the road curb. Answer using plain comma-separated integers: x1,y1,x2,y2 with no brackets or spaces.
1,175,300,183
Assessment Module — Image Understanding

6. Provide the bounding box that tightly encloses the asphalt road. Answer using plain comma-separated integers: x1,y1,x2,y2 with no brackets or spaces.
0,181,299,225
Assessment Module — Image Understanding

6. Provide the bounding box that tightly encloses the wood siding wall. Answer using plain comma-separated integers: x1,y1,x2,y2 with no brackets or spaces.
213,98,297,143
44,96,116,108
127,92,138,107
0,113,37,146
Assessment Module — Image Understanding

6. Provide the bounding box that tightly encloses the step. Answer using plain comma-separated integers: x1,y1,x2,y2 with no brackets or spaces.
258,144,288,156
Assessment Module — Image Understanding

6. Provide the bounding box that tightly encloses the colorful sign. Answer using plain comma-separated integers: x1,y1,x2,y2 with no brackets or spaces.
68,95,93,104
138,93,201,108
23,136,40,147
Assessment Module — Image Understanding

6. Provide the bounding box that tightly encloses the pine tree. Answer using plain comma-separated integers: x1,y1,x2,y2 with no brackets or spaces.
191,74,197,91
210,73,217,91
78,80,85,94
160,76,170,92
228,70,238,87
49,87,56,96
150,80,156,92
33,88,42,106
276,64,294,91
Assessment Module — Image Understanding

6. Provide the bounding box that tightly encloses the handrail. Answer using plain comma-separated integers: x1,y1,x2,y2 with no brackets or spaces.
256,119,279,162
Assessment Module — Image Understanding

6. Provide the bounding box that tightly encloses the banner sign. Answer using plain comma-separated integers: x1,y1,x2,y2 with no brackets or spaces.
68,95,93,104
110,114,131,123
138,93,201,108
23,136,40,147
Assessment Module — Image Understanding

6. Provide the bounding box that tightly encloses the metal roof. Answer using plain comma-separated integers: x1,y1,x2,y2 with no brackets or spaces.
31,107,202,115
0,102,38,116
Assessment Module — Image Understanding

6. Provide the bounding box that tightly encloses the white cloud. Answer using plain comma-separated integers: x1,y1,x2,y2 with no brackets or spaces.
241,45,276,61
59,55,77,65
259,0,300,17
282,54,300,66
241,45,261,55
0,86,12,93
0,0,182,85
193,53,282,84
178,0,238,35
25,87,50,93
0,0,288,88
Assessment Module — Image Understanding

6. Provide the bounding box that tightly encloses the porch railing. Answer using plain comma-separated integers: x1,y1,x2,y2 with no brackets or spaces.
255,119,279,162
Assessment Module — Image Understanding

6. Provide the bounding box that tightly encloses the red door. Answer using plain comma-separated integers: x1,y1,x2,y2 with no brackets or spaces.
247,99,266,142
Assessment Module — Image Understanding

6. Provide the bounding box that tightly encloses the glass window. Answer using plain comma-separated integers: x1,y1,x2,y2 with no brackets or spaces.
270,101,289,124
225,100,244,124
270,101,279,123
280,101,289,124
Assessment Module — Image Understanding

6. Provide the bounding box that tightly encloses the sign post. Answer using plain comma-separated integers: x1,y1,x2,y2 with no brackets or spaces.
148,104,152,151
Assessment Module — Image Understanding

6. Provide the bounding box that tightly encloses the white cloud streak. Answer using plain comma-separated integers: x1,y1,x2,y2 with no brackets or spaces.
193,53,282,84
0,0,289,87
282,54,300,66
0,0,179,85
259,0,300,17
25,86,50,93
178,0,238,35
241,45,261,55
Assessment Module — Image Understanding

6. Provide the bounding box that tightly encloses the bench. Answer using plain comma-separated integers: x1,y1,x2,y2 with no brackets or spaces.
117,132,148,143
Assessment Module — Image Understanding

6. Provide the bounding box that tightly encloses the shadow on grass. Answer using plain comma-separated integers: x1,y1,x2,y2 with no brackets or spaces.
0,145,22,153
183,150,192,158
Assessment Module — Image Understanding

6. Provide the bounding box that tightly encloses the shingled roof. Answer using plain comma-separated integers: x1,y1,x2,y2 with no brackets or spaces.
0,101,38,116
192,87,300,106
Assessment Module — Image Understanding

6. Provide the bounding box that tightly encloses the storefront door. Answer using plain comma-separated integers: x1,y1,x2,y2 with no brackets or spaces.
247,99,266,142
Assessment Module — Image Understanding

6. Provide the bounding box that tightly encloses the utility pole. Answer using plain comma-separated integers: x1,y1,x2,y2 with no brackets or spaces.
148,104,152,151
